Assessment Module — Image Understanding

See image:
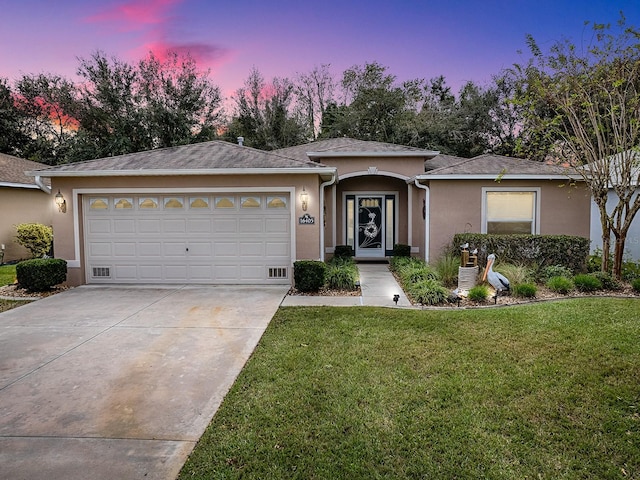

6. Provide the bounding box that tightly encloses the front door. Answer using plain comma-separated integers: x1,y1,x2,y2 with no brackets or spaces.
356,196,384,257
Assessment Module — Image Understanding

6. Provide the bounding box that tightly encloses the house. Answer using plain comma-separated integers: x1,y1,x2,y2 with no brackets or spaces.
588,149,640,261
0,153,53,263
27,138,591,286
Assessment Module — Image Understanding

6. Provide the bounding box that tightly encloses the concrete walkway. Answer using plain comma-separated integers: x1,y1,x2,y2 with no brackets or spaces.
281,262,410,307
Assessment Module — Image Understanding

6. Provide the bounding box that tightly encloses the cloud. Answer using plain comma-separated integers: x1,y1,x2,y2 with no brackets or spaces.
85,0,181,31
144,41,232,67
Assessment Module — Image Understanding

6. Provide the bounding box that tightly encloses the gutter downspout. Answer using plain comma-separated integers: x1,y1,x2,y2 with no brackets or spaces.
319,172,338,262
35,175,51,194
414,179,430,263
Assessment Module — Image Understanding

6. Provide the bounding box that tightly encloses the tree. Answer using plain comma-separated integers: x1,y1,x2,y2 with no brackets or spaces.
13,73,77,164
0,78,30,157
226,68,308,149
515,16,640,278
293,64,336,140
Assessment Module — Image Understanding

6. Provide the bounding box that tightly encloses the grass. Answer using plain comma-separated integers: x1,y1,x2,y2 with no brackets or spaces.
179,299,640,479
0,264,16,286
0,298,31,313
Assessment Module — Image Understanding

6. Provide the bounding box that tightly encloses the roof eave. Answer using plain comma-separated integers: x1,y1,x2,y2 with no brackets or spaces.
414,173,582,181
0,181,42,189
307,151,440,161
26,167,338,180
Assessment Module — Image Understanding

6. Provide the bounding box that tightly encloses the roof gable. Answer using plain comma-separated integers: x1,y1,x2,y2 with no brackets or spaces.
0,153,50,188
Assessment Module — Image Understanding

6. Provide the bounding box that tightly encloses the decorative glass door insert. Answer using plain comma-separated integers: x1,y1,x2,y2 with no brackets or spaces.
356,196,384,257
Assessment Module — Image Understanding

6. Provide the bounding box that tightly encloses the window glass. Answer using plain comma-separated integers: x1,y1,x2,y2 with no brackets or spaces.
89,198,108,210
215,197,235,208
139,197,158,209
190,197,209,209
386,198,394,248
267,196,287,208
114,198,133,209
346,198,355,248
241,196,261,208
164,197,184,209
486,191,535,234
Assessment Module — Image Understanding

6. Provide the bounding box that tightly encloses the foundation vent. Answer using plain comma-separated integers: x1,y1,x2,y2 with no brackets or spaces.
268,267,288,279
92,267,111,278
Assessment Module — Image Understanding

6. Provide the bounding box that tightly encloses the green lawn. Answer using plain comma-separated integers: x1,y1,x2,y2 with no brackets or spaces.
179,299,640,479
0,264,16,286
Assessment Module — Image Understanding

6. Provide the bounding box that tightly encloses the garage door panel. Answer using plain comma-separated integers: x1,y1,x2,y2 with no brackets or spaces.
139,243,162,256
87,219,111,234
85,193,291,284
114,219,136,233
164,242,187,257
113,242,136,256
138,219,161,234
89,242,112,257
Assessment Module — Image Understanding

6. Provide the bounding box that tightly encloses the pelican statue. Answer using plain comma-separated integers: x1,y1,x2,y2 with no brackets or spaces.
482,253,510,303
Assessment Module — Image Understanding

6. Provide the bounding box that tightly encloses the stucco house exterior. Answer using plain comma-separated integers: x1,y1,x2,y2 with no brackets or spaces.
27,138,591,286
0,153,52,263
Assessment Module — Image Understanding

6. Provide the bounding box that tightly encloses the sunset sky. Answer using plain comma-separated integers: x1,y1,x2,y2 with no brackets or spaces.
1,0,639,102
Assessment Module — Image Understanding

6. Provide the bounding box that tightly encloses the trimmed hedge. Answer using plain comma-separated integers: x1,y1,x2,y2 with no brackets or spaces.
16,258,67,292
392,244,411,257
333,245,354,259
293,260,327,292
450,234,589,273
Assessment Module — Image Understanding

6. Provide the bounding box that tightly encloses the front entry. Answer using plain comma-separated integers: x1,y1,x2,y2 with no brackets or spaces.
346,194,396,258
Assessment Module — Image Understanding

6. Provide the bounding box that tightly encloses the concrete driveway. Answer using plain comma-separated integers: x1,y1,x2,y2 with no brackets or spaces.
0,284,288,480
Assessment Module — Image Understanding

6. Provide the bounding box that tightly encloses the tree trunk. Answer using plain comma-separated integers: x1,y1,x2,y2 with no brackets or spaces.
612,234,626,279
601,233,611,273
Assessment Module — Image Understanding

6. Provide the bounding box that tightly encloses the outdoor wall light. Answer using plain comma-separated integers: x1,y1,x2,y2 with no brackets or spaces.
54,190,67,213
300,187,308,211
393,294,400,305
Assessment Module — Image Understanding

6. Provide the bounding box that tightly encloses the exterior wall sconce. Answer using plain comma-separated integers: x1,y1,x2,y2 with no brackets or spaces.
300,187,308,211
54,190,67,213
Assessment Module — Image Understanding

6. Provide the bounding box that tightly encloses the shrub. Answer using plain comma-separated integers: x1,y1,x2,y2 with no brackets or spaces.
16,258,67,292
632,278,640,293
333,245,354,259
15,223,53,258
512,283,537,298
293,260,327,292
547,276,573,294
540,264,573,282
325,259,358,291
468,285,489,302
392,244,411,257
495,263,533,286
406,278,449,306
433,254,459,287
589,271,623,291
389,255,413,272
397,260,439,285
573,274,602,293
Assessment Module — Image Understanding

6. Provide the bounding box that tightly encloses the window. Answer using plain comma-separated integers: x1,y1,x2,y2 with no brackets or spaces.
482,188,539,234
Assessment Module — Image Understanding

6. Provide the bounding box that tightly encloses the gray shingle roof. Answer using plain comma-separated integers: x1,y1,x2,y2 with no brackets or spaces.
0,153,51,187
28,140,328,176
422,153,570,177
424,153,469,171
274,137,439,162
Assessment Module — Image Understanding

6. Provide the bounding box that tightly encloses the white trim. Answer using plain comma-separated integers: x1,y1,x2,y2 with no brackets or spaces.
480,186,541,235
68,186,296,271
0,182,42,189
407,184,413,247
339,170,410,181
27,167,337,178
319,173,337,262
414,180,430,262
416,173,579,181
307,151,439,160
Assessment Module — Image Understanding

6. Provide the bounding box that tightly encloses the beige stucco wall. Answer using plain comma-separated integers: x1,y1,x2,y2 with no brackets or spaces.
427,179,592,261
0,187,53,263
50,174,322,286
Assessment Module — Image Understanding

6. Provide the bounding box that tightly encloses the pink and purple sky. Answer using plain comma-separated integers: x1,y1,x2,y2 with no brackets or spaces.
1,0,639,101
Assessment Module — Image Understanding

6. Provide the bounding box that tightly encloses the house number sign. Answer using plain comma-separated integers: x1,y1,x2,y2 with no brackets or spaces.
298,213,315,225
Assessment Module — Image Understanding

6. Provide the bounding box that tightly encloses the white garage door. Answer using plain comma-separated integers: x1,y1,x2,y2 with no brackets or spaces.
84,193,291,284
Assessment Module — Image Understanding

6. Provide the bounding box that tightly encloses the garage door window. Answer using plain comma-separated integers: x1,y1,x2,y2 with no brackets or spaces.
215,197,235,208
268,196,287,208
241,196,261,208
139,197,158,209
190,197,209,209
90,198,108,209
115,198,133,209
164,197,184,209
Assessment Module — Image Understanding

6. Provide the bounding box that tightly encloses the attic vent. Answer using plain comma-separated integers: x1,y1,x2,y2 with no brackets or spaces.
92,267,111,278
268,267,288,279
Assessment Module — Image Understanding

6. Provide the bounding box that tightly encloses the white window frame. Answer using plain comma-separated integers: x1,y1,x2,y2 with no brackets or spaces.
481,187,540,234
